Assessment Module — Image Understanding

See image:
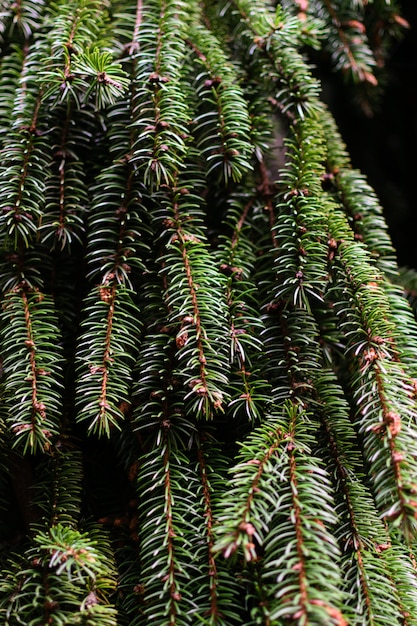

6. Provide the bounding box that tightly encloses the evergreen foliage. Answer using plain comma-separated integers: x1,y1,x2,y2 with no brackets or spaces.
0,1,415,624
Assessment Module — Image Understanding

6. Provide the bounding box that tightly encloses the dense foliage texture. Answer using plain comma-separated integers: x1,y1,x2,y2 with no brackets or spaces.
0,1,415,624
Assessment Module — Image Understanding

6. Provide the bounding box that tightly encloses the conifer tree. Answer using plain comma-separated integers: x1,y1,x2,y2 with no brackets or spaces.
0,1,416,624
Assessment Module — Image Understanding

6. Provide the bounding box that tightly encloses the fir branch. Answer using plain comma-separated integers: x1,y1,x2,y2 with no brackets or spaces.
131,322,186,448
33,449,84,529
328,209,417,539
135,443,200,625
216,195,270,424
85,160,149,287
0,287,64,453
0,47,25,148
130,0,191,188
1,0,46,41
382,281,417,379
0,114,50,251
40,104,90,252
40,0,128,109
188,21,254,183
75,283,142,437
319,106,417,373
108,1,140,56
214,402,346,624
188,436,246,625
0,523,118,624
259,304,293,406
213,412,290,562
364,0,410,69
378,542,417,626
268,410,344,625
155,180,231,419
320,0,378,85
274,118,329,311
41,0,109,99
228,0,322,120
314,371,405,624
195,442,220,620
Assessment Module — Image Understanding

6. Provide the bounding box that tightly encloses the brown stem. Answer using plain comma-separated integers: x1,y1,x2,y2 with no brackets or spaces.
163,445,180,623
322,0,376,85
197,445,219,618
63,8,82,79
10,91,44,225
21,290,47,434
287,408,309,617
133,0,143,43
96,283,117,430
224,424,286,557
168,199,214,412
320,415,376,620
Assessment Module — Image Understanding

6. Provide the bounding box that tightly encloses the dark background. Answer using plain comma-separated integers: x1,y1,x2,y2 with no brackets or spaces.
323,1,417,269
